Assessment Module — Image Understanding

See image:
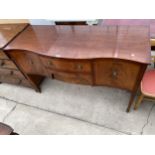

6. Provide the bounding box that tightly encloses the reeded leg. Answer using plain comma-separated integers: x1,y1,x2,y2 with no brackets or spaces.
134,93,144,110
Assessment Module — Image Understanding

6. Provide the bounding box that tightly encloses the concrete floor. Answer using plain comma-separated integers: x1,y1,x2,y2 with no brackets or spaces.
0,75,155,135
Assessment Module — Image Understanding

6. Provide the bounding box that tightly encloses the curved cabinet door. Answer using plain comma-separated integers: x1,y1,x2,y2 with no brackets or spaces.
7,50,46,76
94,59,141,91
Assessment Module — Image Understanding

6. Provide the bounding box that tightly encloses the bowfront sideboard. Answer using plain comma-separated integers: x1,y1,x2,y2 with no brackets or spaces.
3,25,151,112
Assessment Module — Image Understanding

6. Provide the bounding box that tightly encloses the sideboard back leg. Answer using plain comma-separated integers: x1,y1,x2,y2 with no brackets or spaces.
27,75,44,93
10,132,19,135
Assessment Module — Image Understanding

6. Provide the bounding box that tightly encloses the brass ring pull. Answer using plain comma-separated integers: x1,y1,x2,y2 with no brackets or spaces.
76,64,83,70
111,70,118,79
48,61,54,66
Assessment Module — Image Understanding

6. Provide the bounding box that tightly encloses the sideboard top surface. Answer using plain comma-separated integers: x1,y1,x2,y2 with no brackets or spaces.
100,19,155,38
5,25,151,64
0,23,28,49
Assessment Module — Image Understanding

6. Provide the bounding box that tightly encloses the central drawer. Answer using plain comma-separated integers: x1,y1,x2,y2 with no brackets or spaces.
53,72,92,85
40,57,91,73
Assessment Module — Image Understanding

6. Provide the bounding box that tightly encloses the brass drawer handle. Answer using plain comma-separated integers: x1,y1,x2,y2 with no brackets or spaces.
76,64,83,70
111,70,118,79
48,61,54,66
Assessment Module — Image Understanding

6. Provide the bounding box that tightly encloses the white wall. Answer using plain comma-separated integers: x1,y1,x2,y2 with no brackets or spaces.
29,19,55,25
29,19,99,25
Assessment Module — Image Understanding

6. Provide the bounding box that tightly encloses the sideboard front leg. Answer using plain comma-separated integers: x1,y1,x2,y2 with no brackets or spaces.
126,91,136,112
35,87,41,93
126,65,147,112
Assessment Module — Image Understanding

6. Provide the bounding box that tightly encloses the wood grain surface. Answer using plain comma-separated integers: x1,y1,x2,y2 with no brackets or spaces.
100,19,155,38
5,25,151,64
0,23,29,49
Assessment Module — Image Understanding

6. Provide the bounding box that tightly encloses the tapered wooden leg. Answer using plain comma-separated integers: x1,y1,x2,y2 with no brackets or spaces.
27,75,44,93
134,93,144,110
126,65,147,112
51,74,55,79
35,87,41,93
126,92,136,112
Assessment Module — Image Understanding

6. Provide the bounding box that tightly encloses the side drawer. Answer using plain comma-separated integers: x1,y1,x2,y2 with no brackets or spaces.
40,57,91,73
0,76,31,87
0,59,18,70
0,76,21,85
0,70,31,87
0,68,25,79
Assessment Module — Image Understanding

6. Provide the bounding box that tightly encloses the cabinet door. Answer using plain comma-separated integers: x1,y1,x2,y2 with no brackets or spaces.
94,59,141,91
8,51,45,76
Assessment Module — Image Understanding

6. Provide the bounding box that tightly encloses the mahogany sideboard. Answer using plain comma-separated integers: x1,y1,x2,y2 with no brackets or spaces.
4,25,151,112
0,24,31,87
